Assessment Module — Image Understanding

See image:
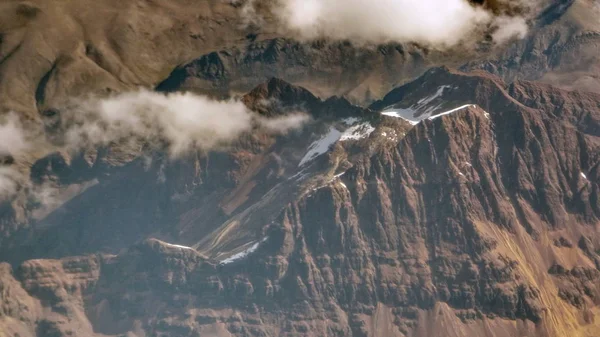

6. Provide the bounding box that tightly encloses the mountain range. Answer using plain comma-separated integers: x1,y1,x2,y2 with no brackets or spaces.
2,1,600,337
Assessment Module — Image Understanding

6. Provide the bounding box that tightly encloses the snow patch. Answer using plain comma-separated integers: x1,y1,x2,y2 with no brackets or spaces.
299,127,342,166
381,109,420,125
380,86,480,125
427,104,476,121
298,119,376,166
309,171,348,193
330,171,348,189
164,243,194,250
219,238,268,265
289,169,309,181
416,85,452,107
581,172,588,180
382,103,476,125
340,122,375,141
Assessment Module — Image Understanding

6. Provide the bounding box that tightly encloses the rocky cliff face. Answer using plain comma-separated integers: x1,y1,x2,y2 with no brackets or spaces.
0,77,371,263
3,68,600,337
4,1,600,336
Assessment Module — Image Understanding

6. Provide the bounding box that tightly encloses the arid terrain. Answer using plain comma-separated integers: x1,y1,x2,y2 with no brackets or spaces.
2,1,600,337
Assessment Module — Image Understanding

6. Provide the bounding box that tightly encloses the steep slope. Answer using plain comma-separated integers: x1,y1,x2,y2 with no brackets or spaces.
154,38,466,104
463,0,600,93
0,78,376,264
1,0,595,121
2,68,600,336
154,0,600,106
0,0,266,118
0,0,466,117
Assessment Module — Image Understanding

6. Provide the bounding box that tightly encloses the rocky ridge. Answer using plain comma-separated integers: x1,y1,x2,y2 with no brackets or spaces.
1,0,598,123
2,68,600,336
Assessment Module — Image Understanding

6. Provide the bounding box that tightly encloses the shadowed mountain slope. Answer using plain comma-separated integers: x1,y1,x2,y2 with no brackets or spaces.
2,68,600,336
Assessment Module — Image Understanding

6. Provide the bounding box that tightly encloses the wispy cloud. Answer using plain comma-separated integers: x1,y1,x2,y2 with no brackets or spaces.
59,89,309,157
0,113,30,156
0,90,309,199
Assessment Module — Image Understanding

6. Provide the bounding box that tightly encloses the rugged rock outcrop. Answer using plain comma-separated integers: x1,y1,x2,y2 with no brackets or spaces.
155,38,446,104
2,68,600,336
0,78,372,264
3,1,600,336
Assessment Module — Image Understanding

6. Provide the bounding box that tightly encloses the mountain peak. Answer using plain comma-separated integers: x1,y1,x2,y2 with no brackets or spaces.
242,77,321,116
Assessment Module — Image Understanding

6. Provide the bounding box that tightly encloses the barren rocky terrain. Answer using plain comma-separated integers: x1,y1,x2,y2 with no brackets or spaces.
2,1,600,337
0,0,598,118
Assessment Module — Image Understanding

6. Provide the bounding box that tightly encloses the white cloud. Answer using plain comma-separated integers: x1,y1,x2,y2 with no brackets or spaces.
0,90,309,199
0,113,30,156
491,16,529,43
63,89,309,157
66,90,254,157
245,0,531,47
256,113,311,133
0,114,29,198
278,0,491,46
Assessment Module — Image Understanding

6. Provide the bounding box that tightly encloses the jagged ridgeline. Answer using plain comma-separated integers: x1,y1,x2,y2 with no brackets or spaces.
2,66,600,336
0,0,598,119
2,1,600,336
